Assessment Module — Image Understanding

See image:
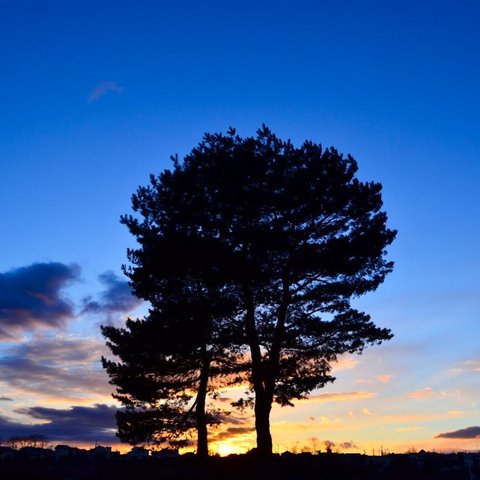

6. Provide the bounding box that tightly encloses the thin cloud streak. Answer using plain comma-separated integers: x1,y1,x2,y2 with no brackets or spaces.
308,391,376,403
88,81,124,103
0,336,111,401
435,426,480,439
409,387,436,399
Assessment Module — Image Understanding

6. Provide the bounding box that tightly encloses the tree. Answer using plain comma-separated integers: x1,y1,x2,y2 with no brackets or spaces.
102,238,243,456
102,314,200,451
6,434,49,449
120,126,396,456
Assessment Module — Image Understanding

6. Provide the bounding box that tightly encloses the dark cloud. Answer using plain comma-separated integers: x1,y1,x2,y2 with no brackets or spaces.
211,426,255,442
0,404,118,444
0,396,13,401
0,337,111,400
435,426,480,439
82,271,142,320
214,410,252,426
0,262,79,339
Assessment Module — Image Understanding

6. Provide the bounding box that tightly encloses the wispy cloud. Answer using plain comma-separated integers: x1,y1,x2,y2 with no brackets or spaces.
0,336,111,401
452,359,480,374
356,374,394,385
332,356,358,371
82,271,142,322
0,262,79,339
409,387,436,399
309,391,376,403
435,426,480,439
210,426,255,442
447,410,465,416
88,81,124,103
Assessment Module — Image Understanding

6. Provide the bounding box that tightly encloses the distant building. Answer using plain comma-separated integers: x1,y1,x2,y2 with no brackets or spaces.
126,447,150,459
54,444,86,460
19,446,54,459
0,446,15,460
151,448,179,459
89,445,112,459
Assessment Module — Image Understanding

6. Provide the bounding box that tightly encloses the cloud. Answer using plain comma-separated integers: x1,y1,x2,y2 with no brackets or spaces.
82,271,142,321
0,396,13,401
435,426,480,439
447,410,465,416
309,391,376,402
211,426,255,442
0,262,79,339
0,404,118,443
0,336,111,400
452,360,480,374
88,81,124,103
409,387,436,399
332,356,358,371
356,374,393,385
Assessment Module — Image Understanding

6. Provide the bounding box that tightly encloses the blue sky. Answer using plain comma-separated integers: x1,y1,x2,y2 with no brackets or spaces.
0,0,479,453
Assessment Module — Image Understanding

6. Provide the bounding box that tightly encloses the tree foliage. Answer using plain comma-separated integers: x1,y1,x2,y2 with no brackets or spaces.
105,125,396,456
102,239,243,455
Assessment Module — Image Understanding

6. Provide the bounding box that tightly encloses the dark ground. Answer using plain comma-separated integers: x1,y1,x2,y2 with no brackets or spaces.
1,451,478,480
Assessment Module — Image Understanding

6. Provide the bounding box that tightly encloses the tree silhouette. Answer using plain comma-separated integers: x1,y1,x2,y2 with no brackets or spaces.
102,234,244,456
6,434,49,449
117,126,396,456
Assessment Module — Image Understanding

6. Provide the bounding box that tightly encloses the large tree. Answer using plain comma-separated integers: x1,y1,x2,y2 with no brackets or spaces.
120,126,396,456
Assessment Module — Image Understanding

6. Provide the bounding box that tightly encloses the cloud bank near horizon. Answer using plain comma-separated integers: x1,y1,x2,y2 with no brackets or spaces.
435,426,480,439
0,404,118,444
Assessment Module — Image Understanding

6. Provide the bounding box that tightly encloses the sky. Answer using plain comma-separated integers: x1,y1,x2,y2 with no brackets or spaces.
0,0,479,454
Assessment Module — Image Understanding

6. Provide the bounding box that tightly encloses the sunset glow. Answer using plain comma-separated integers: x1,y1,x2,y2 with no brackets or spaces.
0,0,479,456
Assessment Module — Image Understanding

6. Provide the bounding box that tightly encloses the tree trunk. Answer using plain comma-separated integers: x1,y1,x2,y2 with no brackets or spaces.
254,391,273,456
196,345,210,458
246,282,289,457
245,294,274,456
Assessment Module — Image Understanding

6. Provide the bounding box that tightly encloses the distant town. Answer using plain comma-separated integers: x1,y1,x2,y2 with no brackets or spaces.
1,442,479,479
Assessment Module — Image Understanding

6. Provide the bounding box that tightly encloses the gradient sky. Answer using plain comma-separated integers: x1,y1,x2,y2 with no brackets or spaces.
1,0,479,454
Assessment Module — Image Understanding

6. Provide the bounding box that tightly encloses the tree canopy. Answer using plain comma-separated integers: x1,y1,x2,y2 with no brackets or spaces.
104,126,396,456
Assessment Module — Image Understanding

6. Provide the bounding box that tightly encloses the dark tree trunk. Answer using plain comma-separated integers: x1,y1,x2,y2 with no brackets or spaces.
254,391,273,456
246,283,289,457
245,294,274,456
195,345,210,458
